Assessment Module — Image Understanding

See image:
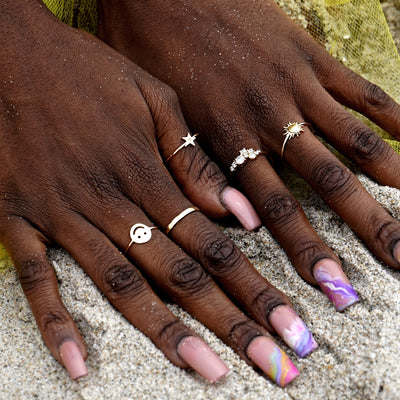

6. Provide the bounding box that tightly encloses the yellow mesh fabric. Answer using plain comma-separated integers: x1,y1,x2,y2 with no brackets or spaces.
42,0,98,34
276,0,400,148
1,0,400,271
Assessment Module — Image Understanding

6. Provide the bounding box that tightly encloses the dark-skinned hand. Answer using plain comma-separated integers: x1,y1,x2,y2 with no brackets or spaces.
97,0,400,311
0,0,320,387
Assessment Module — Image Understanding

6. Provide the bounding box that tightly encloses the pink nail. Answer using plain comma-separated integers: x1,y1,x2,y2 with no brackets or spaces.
269,306,318,358
314,259,359,312
221,187,262,230
177,336,229,383
247,336,299,387
393,241,400,265
59,341,88,380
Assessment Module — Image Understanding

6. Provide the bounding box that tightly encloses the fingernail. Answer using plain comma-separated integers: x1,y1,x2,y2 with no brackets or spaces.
178,336,230,383
269,305,318,358
393,241,400,264
221,187,261,230
247,336,299,387
59,341,88,380
313,259,359,312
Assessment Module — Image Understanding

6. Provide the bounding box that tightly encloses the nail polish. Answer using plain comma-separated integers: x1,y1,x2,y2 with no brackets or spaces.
314,259,359,312
269,306,318,358
59,341,88,380
247,336,299,387
178,336,229,383
221,187,262,230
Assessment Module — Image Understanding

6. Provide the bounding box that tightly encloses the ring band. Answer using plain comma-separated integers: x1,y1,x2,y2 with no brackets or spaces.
124,223,158,255
166,133,198,162
281,122,310,160
166,207,199,234
230,148,262,172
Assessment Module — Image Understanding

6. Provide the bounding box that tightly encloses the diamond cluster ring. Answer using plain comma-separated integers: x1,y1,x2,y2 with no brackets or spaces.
230,148,262,172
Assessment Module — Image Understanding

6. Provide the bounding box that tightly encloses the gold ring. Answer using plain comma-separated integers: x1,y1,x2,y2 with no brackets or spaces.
230,148,262,172
165,133,198,163
166,207,199,234
281,122,310,160
124,223,158,255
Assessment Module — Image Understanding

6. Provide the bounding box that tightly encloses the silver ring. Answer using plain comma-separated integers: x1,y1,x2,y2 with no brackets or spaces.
165,133,198,162
124,223,158,255
230,148,262,172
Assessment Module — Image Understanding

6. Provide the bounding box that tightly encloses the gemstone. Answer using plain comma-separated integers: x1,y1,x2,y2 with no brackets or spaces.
236,155,246,165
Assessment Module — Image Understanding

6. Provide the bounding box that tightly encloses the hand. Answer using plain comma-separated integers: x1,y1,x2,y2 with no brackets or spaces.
0,1,316,386
97,0,400,309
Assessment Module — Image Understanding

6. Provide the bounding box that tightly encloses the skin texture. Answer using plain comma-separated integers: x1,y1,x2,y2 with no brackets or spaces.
0,0,307,382
97,0,400,282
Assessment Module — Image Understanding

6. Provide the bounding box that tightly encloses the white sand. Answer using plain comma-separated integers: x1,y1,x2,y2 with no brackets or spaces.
1,166,400,400
2,1,400,398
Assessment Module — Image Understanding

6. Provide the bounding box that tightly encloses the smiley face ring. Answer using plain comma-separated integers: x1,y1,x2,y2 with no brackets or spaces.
124,223,158,255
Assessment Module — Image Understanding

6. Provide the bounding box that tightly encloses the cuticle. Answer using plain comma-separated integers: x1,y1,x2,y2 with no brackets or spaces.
243,332,264,362
390,238,400,262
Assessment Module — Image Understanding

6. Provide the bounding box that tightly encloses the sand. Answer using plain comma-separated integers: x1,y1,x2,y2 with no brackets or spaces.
1,2,400,400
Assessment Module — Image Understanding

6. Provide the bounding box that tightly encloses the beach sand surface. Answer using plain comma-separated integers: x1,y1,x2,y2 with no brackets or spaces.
1,1,400,399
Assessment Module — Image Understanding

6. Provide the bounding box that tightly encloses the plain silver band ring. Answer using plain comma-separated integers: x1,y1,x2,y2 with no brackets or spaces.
166,207,199,234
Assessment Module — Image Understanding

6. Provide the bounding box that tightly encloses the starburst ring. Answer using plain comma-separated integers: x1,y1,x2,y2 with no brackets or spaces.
165,133,198,162
281,122,311,160
230,148,262,172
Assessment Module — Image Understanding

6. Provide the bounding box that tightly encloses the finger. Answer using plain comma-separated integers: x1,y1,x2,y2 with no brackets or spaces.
316,52,400,140
282,125,400,270
299,85,400,189
135,72,261,230
1,217,88,380
53,212,229,383
221,139,357,311
111,161,318,358
90,199,300,385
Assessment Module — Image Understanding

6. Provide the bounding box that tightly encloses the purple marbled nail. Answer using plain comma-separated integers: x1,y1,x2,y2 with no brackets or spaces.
314,259,359,312
269,306,318,358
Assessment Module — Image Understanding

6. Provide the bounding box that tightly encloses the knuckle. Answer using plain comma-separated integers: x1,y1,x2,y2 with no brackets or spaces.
294,240,332,268
261,192,300,227
104,263,146,298
18,258,52,293
251,287,286,320
40,310,69,333
190,153,227,188
157,83,180,111
169,259,211,296
158,320,190,346
372,218,400,251
227,318,264,352
312,160,356,202
244,81,277,125
352,129,388,163
362,82,391,112
203,237,242,275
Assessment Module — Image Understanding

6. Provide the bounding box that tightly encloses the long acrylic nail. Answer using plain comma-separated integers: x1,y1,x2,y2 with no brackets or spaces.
247,336,299,387
269,305,318,358
178,336,229,383
221,187,262,230
313,259,359,312
59,341,88,380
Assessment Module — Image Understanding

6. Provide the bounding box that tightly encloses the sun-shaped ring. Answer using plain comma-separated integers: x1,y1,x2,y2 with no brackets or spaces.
281,122,311,160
